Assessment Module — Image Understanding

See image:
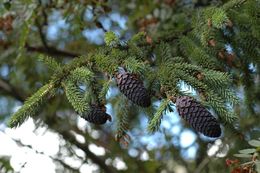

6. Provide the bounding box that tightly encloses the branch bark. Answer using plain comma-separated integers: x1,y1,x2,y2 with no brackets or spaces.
25,44,80,58
0,78,25,102
59,130,117,173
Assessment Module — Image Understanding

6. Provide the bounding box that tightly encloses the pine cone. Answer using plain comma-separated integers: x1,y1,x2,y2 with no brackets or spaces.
116,72,151,107
176,96,221,137
81,106,112,125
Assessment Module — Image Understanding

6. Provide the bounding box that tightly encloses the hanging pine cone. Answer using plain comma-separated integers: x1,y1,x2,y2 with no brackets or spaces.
81,105,112,125
176,96,221,137
116,72,151,107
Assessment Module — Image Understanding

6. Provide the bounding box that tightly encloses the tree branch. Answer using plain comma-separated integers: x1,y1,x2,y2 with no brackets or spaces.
35,18,49,50
194,157,210,173
51,156,80,173
118,28,192,50
25,44,80,58
0,78,114,172
59,130,117,173
0,78,25,102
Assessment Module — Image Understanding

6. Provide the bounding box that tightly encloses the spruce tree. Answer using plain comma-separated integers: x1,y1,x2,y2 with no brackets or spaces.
0,0,259,172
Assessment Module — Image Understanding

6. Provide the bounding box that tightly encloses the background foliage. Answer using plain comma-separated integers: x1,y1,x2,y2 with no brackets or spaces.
0,0,259,173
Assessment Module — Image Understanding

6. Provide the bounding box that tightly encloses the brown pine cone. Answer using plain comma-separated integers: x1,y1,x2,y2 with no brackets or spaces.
81,105,112,125
116,72,151,107
176,96,221,137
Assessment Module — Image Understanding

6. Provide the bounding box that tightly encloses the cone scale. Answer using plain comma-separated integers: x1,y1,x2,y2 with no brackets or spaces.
81,105,112,125
176,96,221,137
116,72,151,107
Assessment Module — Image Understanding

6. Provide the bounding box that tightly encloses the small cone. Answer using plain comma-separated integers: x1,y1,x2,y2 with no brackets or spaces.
116,72,151,107
81,105,112,125
176,96,221,137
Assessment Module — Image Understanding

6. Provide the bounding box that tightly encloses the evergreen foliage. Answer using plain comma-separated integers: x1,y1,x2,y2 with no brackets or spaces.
104,31,120,47
7,0,257,136
147,99,170,133
1,0,260,172
8,83,55,127
62,80,89,114
98,78,112,103
114,95,131,145
68,67,93,84
38,55,61,72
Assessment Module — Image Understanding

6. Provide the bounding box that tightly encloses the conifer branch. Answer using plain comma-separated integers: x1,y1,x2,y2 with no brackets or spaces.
62,81,89,114
123,56,146,74
68,67,93,84
206,90,237,124
94,53,118,74
211,8,229,29
50,56,91,85
180,36,219,69
26,44,80,58
3,1,260,171
147,99,170,133
8,83,55,128
115,110,130,144
0,78,25,102
98,79,112,103
177,70,207,91
8,0,251,132
155,43,173,66
38,55,62,72
223,0,248,11
60,130,117,173
114,96,131,144
35,18,49,50
202,70,231,87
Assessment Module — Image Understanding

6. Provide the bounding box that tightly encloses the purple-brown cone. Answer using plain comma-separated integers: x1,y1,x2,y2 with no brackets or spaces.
81,106,112,125
116,72,151,107
176,96,221,137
